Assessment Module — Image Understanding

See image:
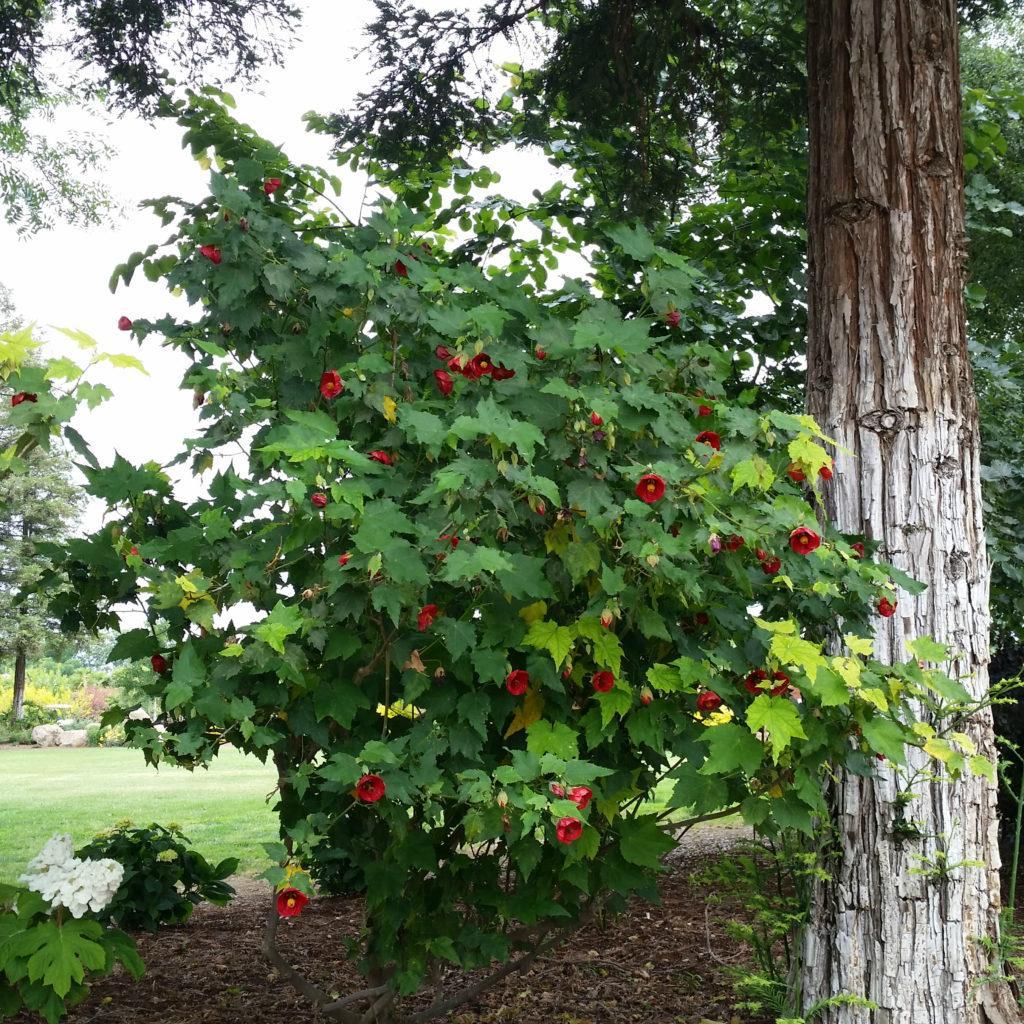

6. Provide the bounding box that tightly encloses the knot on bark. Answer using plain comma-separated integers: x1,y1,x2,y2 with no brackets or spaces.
826,198,883,223
947,550,969,581
859,408,905,434
934,455,961,479
921,152,953,177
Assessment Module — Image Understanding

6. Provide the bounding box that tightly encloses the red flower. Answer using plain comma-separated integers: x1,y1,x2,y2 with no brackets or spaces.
635,473,666,504
771,670,790,696
434,369,454,397
561,666,572,680
878,596,897,618
535,347,547,360
549,782,565,798
535,502,547,516
117,316,132,331
263,178,282,195
311,492,328,509
592,671,615,693
696,690,723,713
435,345,452,360
338,552,351,567
129,546,139,557
819,464,833,480
492,364,516,381
150,654,167,674
395,259,409,277
754,548,768,562
789,527,821,555
569,786,593,810
446,354,465,375
506,669,530,696
369,450,394,466
694,612,710,626
599,609,614,629
319,370,344,399
417,604,440,631
276,887,308,918
590,412,603,427
665,310,681,328
851,542,865,559
695,431,721,450
787,463,806,482
464,353,494,379
439,534,460,549
356,774,386,803
640,687,654,706
698,404,713,417
199,245,222,264
556,817,583,844
744,668,769,695
762,556,782,575
725,535,744,552
11,392,37,406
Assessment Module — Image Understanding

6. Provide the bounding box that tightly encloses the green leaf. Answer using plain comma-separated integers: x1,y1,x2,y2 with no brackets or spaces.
731,456,775,493
700,724,765,776
20,920,106,998
166,642,205,708
860,717,908,764
745,695,807,762
617,816,674,868
907,636,949,663
402,408,448,448
605,223,656,260
253,602,304,654
526,720,579,760
524,619,576,668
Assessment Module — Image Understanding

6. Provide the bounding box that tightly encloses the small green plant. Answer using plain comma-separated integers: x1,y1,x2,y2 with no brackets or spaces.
76,822,237,931
0,835,143,1023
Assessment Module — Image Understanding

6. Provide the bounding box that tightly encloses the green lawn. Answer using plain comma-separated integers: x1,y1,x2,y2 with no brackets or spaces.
0,746,278,883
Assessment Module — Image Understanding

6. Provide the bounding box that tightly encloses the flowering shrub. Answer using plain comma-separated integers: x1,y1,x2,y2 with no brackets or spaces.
0,835,142,1023
76,822,237,932
14,91,991,1019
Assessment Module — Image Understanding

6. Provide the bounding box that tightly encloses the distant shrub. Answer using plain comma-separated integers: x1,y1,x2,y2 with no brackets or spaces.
76,823,237,931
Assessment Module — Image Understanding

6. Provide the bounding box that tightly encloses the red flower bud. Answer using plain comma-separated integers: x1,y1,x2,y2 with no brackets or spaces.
819,464,833,480
698,404,713,417
549,782,565,798
787,463,806,482
878,596,897,618
695,430,721,451
762,556,782,575
599,609,614,629
755,548,768,562
535,347,547,360
851,542,865,559
640,686,654,706
356,774,386,803
434,369,454,397
665,310,681,328
590,411,603,426
417,604,440,631
117,316,133,331
369,450,394,466
395,259,409,277
311,492,328,509
263,178,282,195
199,245,222,264
435,345,452,360
11,392,37,406
591,671,615,693
491,364,516,381
151,654,167,674
338,552,351,567
725,535,744,552
506,669,530,696
696,690,723,713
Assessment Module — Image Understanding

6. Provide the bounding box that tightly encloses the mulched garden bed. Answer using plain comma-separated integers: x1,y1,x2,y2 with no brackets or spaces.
32,826,768,1024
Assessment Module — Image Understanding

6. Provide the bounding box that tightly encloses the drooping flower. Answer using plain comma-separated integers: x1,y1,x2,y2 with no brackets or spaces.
665,310,681,328
535,347,547,360
263,178,283,196
311,492,328,509
464,353,494,379
592,671,615,693
417,604,440,631
506,670,530,696
695,430,721,450
569,786,592,810
725,535,744,552
434,369,454,397
709,534,723,554
395,259,409,277
199,244,222,264
117,316,132,331
590,411,603,427
338,552,351,567
556,817,583,844
787,463,806,482
744,668,769,695
878,596,897,618
762,555,782,575
771,670,791,696
789,526,821,555
320,370,344,399
491,364,516,381
640,686,654,706
696,690,723,713
369,450,394,466
599,609,614,629
698,404,713,417
276,887,308,918
549,782,566,798
11,392,37,406
851,542,865,559
356,774,386,803
151,654,167,674
819,463,833,480
635,474,666,504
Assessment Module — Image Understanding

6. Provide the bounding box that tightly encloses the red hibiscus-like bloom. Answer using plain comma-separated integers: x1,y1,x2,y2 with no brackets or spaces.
199,244,221,264
338,552,351,567
695,430,721,450
506,669,530,696
771,671,791,696
569,786,592,810
151,654,167,674
725,535,744,552
535,347,547,360
434,369,454,397
549,782,565,797
590,412,603,426
117,316,132,331
464,353,494,379
878,596,897,618
592,671,615,693
11,392,37,406
417,604,440,631
851,542,865,559
787,463,806,482
435,345,452,360
635,473,666,504
446,355,465,375
665,310,681,328
819,464,833,480
789,526,822,555
356,774,386,803
395,259,409,277
319,370,344,399
744,668,769,695
696,690,723,713
698,404,713,417
264,178,282,195
491,363,516,381
311,492,328,509
762,555,782,575
369,450,394,465
276,887,308,918
556,817,583,844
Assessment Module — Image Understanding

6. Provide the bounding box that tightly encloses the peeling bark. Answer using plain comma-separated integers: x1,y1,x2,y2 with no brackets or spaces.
802,2,1018,1022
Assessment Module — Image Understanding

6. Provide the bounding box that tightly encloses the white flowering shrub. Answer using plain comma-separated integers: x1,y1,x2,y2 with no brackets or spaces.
0,835,142,1023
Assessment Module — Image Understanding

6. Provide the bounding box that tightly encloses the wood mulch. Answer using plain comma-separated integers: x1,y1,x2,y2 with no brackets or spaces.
30,826,769,1024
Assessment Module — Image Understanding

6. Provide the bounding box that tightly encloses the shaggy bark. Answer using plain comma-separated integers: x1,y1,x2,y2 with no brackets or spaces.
802,1,1018,1022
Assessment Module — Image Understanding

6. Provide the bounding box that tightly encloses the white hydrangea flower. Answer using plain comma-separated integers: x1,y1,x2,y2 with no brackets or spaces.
19,834,124,919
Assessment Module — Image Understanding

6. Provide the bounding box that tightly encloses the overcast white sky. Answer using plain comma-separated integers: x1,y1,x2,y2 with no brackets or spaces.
0,0,556,532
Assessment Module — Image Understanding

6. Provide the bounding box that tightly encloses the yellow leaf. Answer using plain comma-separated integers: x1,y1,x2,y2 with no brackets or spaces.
753,617,796,635
859,687,889,712
844,634,874,657
382,396,398,423
519,601,548,625
924,737,953,763
504,687,544,738
831,656,861,689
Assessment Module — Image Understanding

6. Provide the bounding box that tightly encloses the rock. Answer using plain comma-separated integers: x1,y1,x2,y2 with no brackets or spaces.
31,724,63,747
57,729,89,748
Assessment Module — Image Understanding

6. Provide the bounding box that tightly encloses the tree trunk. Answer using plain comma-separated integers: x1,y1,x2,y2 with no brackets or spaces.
11,645,26,721
802,2,1018,1022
